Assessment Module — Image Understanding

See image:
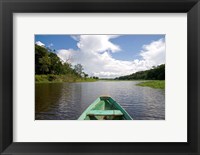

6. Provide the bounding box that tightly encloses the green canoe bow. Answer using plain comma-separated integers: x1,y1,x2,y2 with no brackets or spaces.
78,96,133,120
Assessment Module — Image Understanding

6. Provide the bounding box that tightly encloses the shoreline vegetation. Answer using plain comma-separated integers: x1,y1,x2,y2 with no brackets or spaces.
115,64,165,89
35,44,165,89
136,80,165,89
35,44,98,83
35,74,97,83
99,79,165,89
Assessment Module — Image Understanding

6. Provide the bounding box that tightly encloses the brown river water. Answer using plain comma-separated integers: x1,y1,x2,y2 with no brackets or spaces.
35,81,165,120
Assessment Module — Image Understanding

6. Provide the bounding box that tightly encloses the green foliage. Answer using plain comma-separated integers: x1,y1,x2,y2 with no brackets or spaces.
35,74,98,83
35,75,49,82
83,73,89,78
35,44,75,75
35,44,99,83
116,64,165,80
137,80,165,89
74,64,84,75
39,55,51,73
48,52,63,74
92,76,99,79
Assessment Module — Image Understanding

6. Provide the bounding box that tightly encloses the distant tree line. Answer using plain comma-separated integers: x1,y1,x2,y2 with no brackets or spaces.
35,44,97,79
115,64,165,80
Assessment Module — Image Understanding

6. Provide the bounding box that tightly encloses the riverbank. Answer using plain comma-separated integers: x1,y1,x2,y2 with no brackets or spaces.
136,80,165,89
35,74,97,83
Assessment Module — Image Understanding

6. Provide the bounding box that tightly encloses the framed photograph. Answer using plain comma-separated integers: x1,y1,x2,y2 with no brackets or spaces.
34,34,166,121
0,0,200,154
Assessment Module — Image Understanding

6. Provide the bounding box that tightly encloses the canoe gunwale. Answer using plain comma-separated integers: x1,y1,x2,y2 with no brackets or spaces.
78,97,133,120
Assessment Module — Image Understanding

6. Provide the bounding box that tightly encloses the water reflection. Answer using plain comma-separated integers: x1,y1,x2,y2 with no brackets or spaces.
35,81,165,120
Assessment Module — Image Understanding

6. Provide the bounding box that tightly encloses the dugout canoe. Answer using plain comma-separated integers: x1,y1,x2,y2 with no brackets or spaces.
78,96,132,120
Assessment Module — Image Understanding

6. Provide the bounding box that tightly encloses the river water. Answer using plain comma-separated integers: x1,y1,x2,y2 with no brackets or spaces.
35,81,165,120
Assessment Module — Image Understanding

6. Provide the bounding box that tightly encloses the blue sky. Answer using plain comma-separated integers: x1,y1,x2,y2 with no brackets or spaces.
35,35,164,61
35,35,165,78
111,35,164,60
35,35,78,51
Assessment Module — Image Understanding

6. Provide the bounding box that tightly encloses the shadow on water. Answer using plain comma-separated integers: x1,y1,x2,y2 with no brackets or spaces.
35,81,165,120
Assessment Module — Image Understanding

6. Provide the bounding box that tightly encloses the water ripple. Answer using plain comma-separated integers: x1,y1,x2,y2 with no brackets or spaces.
35,81,165,120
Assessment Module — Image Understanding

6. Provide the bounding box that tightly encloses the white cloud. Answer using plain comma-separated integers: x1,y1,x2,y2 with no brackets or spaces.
71,35,80,41
140,38,165,66
77,35,121,53
48,43,54,48
35,41,45,47
57,49,74,63
57,35,165,78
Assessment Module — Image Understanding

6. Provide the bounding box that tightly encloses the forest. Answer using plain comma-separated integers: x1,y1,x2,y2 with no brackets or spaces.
35,44,165,84
115,64,165,80
35,44,98,82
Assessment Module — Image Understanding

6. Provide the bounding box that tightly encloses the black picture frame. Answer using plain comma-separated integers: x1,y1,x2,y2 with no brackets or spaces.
0,0,200,154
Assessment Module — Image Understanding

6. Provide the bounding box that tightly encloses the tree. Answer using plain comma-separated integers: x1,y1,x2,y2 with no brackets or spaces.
35,44,49,74
35,44,91,80
92,76,99,79
61,62,72,74
81,72,88,78
49,52,62,74
84,73,88,78
38,54,51,74
74,64,84,75
116,64,165,80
